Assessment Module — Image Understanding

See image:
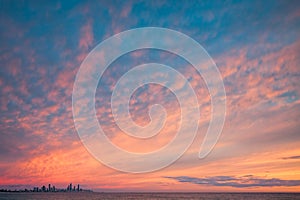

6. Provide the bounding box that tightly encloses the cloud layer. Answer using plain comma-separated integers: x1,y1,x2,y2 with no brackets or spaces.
165,175,300,188
0,0,299,191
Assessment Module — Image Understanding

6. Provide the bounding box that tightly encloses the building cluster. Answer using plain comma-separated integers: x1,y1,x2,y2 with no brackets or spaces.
0,183,92,193
33,183,82,192
33,184,56,192
66,183,80,192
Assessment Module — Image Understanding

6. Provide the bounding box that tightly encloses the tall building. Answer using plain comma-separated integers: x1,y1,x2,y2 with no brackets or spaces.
77,184,80,191
48,184,51,192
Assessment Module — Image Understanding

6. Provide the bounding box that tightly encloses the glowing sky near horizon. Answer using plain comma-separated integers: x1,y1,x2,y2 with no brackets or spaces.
0,0,300,192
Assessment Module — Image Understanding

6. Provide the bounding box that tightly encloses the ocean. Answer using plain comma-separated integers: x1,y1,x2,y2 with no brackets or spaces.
0,192,300,200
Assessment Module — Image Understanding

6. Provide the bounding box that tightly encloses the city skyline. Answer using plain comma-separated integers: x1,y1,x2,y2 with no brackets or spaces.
0,183,91,193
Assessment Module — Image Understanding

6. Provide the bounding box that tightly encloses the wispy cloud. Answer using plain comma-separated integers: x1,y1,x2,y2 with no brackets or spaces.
282,155,300,160
164,175,300,188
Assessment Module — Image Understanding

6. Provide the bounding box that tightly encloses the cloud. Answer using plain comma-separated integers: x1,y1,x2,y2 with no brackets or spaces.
78,19,94,51
0,0,300,191
282,155,300,160
164,175,300,188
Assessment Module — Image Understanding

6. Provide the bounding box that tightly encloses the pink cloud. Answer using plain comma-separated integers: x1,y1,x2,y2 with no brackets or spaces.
7,58,22,76
120,4,132,18
78,19,94,51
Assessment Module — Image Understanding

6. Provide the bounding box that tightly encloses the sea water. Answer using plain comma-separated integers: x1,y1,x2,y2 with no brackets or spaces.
0,192,300,200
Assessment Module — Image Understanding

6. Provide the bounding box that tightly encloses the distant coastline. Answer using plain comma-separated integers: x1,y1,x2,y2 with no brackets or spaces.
0,183,93,193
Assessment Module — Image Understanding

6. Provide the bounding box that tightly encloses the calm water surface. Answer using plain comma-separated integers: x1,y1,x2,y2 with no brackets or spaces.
0,192,300,200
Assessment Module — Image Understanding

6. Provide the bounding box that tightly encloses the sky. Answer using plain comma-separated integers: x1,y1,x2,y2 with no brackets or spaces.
0,0,300,192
